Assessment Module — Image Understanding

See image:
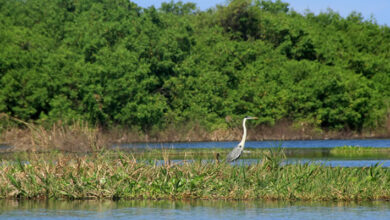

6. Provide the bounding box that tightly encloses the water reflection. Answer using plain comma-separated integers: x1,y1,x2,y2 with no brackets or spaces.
1,200,390,220
118,139,390,149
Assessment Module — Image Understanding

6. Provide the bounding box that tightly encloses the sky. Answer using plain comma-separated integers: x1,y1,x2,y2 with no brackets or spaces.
132,0,390,26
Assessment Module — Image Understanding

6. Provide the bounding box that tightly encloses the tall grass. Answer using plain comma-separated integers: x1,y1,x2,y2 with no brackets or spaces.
0,114,108,152
1,150,390,201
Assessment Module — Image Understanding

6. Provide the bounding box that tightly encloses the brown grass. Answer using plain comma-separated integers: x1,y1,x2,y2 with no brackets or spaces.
0,123,108,152
0,114,109,152
1,115,389,152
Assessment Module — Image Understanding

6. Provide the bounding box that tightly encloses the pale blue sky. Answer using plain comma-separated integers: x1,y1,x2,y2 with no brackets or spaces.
132,0,390,26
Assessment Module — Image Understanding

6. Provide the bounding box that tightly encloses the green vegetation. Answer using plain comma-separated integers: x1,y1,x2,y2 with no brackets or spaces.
330,146,390,157
1,150,390,201
0,0,389,134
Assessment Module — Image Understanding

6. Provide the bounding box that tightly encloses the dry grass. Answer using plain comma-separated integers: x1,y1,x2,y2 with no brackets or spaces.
0,114,109,152
1,114,389,152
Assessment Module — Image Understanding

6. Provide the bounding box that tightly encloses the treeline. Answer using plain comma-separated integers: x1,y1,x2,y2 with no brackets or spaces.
0,0,389,132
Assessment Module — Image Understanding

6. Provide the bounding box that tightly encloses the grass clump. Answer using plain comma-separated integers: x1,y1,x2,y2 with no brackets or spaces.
330,146,390,157
1,150,390,201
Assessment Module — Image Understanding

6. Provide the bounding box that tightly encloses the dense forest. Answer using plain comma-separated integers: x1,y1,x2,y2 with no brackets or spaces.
0,0,389,134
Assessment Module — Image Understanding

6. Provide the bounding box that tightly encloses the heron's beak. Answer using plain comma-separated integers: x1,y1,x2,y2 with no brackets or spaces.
252,117,258,120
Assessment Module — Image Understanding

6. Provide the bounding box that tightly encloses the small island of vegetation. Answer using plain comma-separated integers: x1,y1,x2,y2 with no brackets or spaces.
1,150,390,201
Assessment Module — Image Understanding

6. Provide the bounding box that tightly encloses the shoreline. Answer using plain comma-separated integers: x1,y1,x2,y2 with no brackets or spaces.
0,121,389,152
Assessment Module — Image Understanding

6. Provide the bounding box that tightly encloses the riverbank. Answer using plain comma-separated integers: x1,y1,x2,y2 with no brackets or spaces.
1,120,389,152
1,150,390,201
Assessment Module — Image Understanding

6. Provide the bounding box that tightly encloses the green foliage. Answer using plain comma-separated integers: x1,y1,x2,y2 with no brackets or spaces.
330,146,390,158
2,150,390,201
0,0,389,132
217,0,262,40
160,0,197,15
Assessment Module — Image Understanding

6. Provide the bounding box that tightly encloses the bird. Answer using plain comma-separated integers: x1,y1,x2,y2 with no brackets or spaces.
226,116,258,163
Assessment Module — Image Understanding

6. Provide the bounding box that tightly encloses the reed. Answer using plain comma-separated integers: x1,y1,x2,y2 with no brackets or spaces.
0,115,108,152
1,150,390,201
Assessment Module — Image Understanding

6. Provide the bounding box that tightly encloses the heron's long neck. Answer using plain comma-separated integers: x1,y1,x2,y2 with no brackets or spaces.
239,118,247,147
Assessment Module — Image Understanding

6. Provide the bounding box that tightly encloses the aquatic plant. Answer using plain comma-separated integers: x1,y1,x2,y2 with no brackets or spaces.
330,146,390,157
1,150,390,201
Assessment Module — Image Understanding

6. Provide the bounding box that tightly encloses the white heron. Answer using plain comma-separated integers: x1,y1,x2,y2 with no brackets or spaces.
226,116,258,162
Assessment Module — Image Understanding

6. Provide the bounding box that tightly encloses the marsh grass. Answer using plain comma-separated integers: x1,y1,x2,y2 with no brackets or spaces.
330,146,390,157
1,149,390,201
0,114,109,152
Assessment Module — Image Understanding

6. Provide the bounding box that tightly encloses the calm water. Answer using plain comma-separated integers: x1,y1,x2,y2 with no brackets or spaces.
116,139,390,167
3,139,390,167
1,200,390,220
118,139,390,149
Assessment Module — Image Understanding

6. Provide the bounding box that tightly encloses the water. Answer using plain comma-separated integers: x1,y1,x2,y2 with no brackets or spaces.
0,144,11,150
2,139,390,168
1,200,390,220
116,139,390,168
118,139,390,149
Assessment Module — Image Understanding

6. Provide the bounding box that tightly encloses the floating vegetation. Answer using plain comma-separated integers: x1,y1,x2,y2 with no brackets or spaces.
330,146,390,157
1,150,390,201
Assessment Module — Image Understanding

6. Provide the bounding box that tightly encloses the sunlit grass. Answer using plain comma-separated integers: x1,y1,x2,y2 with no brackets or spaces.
330,146,390,157
1,149,390,201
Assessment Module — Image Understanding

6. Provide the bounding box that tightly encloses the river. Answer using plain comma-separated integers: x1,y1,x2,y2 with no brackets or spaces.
117,139,390,149
1,200,390,219
118,138,390,167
